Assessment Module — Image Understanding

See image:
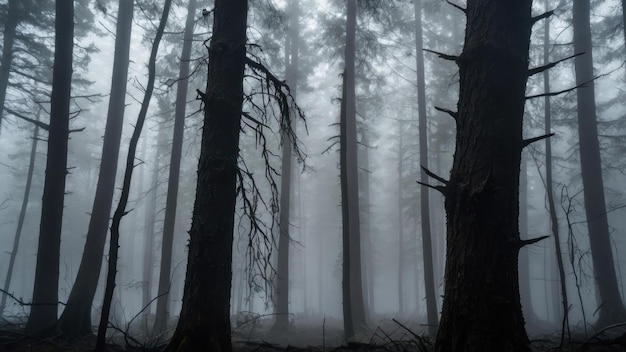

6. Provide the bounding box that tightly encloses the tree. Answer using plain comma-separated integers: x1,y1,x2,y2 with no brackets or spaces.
414,0,438,336
0,109,40,315
25,0,74,334
153,0,198,335
433,1,535,350
273,0,300,332
340,0,367,341
56,0,134,337
572,0,626,328
164,1,248,350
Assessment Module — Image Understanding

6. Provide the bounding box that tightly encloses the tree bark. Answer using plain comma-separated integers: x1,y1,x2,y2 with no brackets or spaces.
1,110,40,314
414,0,438,336
164,1,248,351
153,0,197,335
573,0,626,329
25,0,74,334
435,1,532,351
57,0,134,337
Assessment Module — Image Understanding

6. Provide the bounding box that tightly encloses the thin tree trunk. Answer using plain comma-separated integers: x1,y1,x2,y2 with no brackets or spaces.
142,133,159,323
25,0,74,334
57,0,134,337
573,0,626,329
0,0,18,133
414,0,438,336
542,4,569,339
95,0,172,348
435,1,532,350
0,110,40,314
397,123,404,315
164,1,248,351
153,0,197,335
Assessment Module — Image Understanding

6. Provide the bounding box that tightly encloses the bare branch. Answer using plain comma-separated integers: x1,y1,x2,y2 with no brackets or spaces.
528,53,583,77
526,77,595,100
417,181,446,195
423,48,458,62
532,10,554,24
522,133,555,148
5,107,50,130
434,106,458,121
421,165,449,185
519,235,549,248
446,0,466,13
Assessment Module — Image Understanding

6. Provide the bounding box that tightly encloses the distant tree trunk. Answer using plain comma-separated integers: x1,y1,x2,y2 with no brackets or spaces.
359,127,374,316
397,123,404,315
0,111,40,314
164,1,248,351
142,133,159,323
0,0,18,133
57,0,134,337
434,1,532,351
95,0,172,348
153,0,197,335
414,0,438,336
25,0,74,334
518,153,536,322
573,0,626,329
274,0,299,332
542,6,569,338
341,0,366,338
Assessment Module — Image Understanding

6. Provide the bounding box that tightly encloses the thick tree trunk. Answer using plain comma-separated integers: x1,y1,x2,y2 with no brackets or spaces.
57,0,134,337
153,0,197,335
573,0,626,329
274,0,299,331
414,0,438,336
1,111,40,314
0,0,18,133
25,0,74,334
164,1,248,351
435,1,532,351
343,0,366,335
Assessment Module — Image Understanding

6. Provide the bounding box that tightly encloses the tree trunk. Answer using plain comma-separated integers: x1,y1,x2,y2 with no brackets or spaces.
0,0,18,133
153,0,197,335
164,1,248,351
25,0,74,334
414,0,438,336
434,1,532,351
57,0,134,337
95,0,172,348
397,123,404,315
573,0,626,329
0,110,40,314
274,0,299,332
342,0,366,336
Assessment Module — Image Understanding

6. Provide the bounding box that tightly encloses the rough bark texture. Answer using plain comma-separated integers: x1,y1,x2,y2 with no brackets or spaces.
164,1,248,351
414,0,438,336
57,0,134,337
435,1,532,351
25,0,74,334
153,0,197,335
1,112,40,314
274,0,299,332
573,0,626,328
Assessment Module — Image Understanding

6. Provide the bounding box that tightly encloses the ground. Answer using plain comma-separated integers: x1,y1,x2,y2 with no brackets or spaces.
1,315,626,351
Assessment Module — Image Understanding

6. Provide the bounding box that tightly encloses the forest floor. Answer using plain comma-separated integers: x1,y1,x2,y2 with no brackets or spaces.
1,314,626,351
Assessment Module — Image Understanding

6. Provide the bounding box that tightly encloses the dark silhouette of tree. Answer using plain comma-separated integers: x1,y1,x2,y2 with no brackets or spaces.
56,0,134,337
572,0,626,329
164,1,248,350
433,1,537,350
153,0,198,335
25,0,74,334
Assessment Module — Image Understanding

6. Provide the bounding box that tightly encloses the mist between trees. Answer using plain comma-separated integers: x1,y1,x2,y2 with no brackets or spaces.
0,0,626,351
